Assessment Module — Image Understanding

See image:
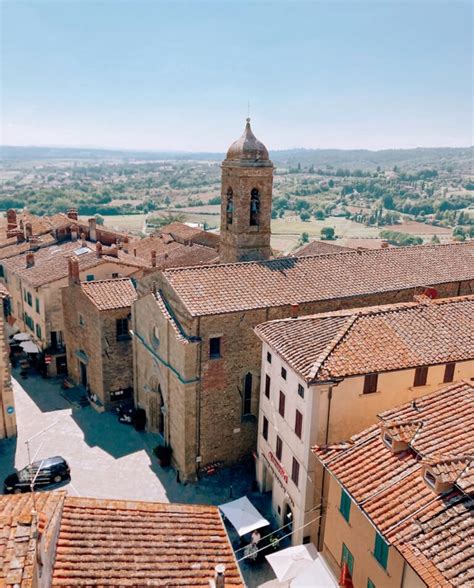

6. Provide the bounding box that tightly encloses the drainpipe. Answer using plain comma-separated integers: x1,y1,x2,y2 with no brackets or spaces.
317,384,333,551
195,316,202,479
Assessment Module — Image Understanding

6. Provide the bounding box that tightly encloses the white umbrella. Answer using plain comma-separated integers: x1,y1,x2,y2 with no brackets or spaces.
266,543,318,583
20,341,39,353
13,332,31,342
290,554,338,587
219,496,270,536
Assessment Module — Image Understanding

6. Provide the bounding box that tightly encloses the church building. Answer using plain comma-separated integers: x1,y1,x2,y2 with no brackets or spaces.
132,119,474,482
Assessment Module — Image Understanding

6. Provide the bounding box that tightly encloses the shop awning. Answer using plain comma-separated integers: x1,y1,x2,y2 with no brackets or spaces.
266,543,318,583
219,496,270,536
20,341,40,353
290,553,339,587
13,332,31,342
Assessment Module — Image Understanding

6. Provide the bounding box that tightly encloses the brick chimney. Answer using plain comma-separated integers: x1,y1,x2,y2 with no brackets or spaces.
26,252,35,268
25,222,33,241
212,564,226,588
151,250,157,267
88,218,97,242
96,242,103,258
6,209,17,231
67,257,80,285
381,240,389,249
290,303,299,319
67,208,78,220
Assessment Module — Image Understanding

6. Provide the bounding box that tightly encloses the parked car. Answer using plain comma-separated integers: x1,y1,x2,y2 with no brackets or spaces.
3,456,70,494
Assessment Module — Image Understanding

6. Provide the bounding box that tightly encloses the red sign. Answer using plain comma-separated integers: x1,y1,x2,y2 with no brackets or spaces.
268,451,288,483
44,355,52,365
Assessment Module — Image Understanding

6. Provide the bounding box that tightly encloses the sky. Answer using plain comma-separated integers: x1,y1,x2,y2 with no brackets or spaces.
1,0,472,151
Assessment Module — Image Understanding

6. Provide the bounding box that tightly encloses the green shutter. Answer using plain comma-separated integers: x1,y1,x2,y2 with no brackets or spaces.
368,580,376,588
342,543,354,575
339,489,351,522
374,533,389,569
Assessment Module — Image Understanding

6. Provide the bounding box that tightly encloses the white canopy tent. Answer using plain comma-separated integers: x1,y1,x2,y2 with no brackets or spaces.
219,496,270,536
290,553,338,587
13,332,31,342
266,543,318,583
20,341,40,353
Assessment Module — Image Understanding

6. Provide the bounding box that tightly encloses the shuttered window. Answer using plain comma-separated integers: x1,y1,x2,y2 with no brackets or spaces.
262,416,268,441
443,362,455,383
413,366,428,387
295,410,303,439
363,373,378,394
339,489,351,522
341,544,354,575
265,375,271,398
276,436,283,461
373,533,389,569
279,391,286,418
291,458,300,487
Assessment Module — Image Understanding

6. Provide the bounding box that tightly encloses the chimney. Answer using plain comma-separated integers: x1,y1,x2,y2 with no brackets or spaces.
133,247,137,257
215,564,226,588
67,208,78,220
151,250,157,267
26,252,35,268
71,228,78,241
109,243,118,258
67,257,80,285
96,242,103,258
380,240,389,249
123,235,129,254
25,222,33,241
6,209,17,230
290,303,299,319
88,218,97,242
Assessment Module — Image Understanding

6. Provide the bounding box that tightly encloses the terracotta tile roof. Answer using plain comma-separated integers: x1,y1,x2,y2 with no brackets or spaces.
0,491,66,587
162,242,474,317
81,278,137,311
293,240,354,256
0,234,57,261
254,295,474,382
52,495,243,587
313,381,474,587
160,222,220,249
3,241,147,288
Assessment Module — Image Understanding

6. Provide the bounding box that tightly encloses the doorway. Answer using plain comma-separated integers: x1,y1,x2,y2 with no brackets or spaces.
284,503,293,533
79,361,87,387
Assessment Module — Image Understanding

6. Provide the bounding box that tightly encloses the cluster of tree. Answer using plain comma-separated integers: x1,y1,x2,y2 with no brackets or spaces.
348,208,401,227
379,230,423,247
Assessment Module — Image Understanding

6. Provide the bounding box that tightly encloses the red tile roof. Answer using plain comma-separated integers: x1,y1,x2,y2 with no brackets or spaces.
81,278,137,311
160,222,220,249
52,496,243,587
255,295,474,382
293,240,354,256
313,381,474,587
162,242,474,317
3,241,148,288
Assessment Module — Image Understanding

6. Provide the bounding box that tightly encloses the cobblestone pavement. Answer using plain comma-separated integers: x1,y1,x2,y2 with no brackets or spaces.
0,370,278,587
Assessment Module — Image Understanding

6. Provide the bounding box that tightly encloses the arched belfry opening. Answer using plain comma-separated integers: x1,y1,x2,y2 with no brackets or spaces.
250,188,260,226
219,118,274,262
226,188,234,226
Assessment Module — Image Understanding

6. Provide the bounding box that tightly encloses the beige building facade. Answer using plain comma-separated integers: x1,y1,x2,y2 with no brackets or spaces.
0,315,17,438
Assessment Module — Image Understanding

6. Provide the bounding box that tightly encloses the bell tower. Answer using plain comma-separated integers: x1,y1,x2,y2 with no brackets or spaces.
219,119,273,263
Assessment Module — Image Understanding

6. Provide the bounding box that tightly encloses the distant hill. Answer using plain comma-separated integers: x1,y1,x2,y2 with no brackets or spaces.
1,145,472,172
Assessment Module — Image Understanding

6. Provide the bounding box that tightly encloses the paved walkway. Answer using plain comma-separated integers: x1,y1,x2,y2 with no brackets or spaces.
0,370,278,586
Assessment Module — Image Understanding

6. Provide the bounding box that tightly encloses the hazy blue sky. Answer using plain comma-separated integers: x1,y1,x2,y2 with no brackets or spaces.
1,1,472,151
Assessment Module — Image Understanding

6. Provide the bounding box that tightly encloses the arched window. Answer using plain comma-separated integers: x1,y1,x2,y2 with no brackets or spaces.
226,188,233,226
250,188,260,226
243,372,252,415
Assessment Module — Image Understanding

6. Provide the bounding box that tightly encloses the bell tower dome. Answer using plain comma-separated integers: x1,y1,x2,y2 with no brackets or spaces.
219,119,273,263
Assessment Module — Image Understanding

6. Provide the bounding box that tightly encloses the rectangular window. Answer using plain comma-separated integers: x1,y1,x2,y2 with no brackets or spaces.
262,416,268,441
278,391,286,418
341,543,354,576
367,580,376,588
281,366,287,380
443,362,455,383
35,324,42,339
209,337,221,358
339,489,351,522
243,373,253,415
265,374,271,399
86,274,94,281
116,318,130,340
0,265,3,277
267,351,272,364
414,366,428,387
295,409,303,439
373,533,389,569
276,435,283,461
27,292,32,306
291,457,300,487
112,272,119,279
35,298,40,313
363,373,378,394
298,383,305,399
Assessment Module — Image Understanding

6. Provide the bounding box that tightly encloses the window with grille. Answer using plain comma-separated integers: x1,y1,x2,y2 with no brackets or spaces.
363,373,378,394
279,391,286,418
443,362,455,383
262,416,268,441
291,458,300,487
413,366,428,387
276,436,283,461
116,318,130,341
265,374,271,399
295,410,303,438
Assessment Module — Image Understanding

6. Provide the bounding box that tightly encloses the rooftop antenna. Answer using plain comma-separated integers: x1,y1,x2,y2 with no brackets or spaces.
247,100,250,120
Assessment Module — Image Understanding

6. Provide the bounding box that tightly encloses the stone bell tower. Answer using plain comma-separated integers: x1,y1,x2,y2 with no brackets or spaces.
219,119,273,263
